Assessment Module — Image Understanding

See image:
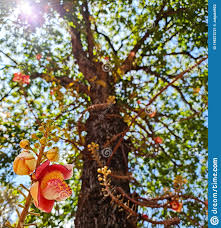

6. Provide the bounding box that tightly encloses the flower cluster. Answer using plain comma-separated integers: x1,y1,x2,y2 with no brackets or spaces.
97,166,111,186
13,72,30,84
88,142,103,166
106,96,116,104
12,122,73,216
163,175,188,213
88,142,99,152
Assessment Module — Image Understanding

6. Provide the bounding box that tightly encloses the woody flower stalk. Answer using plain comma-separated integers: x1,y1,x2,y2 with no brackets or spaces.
6,121,73,228
17,125,49,228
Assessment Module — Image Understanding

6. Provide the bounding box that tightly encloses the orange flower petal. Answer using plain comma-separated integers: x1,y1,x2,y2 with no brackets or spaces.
30,181,39,206
13,152,36,175
31,180,54,213
37,190,54,213
35,160,50,180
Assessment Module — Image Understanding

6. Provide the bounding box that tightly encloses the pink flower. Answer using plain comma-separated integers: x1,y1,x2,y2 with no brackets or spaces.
169,200,183,212
13,73,30,84
30,160,73,213
50,90,55,95
148,111,156,118
13,73,23,82
142,214,148,220
22,74,30,84
154,136,163,144
36,54,42,60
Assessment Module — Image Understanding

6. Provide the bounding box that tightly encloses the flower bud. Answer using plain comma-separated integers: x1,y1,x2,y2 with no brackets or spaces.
47,142,53,147
98,177,103,181
31,133,38,140
97,168,102,173
40,137,47,145
52,137,59,142
19,139,30,149
13,152,37,175
38,126,45,132
46,147,59,162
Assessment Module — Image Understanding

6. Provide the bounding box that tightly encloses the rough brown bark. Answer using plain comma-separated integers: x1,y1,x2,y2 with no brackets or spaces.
74,103,137,228
62,1,137,225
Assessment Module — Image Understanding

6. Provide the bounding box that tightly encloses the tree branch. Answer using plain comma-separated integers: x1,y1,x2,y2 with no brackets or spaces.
81,0,95,58
0,85,18,102
120,3,187,74
107,56,208,165
119,0,167,73
0,50,18,65
134,66,198,113
94,24,117,55
30,72,89,95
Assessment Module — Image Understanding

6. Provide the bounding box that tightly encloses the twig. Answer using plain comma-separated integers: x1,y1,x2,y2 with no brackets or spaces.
17,189,27,199
0,85,18,102
0,50,18,65
20,184,29,192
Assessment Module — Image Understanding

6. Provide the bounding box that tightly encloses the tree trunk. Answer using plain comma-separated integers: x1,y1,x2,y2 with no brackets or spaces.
75,102,137,227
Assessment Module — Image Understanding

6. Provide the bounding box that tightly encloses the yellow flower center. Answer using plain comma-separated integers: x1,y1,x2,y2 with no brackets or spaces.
40,171,64,190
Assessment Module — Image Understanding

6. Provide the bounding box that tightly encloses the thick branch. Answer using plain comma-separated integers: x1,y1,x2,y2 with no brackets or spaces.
70,27,97,81
81,0,95,58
